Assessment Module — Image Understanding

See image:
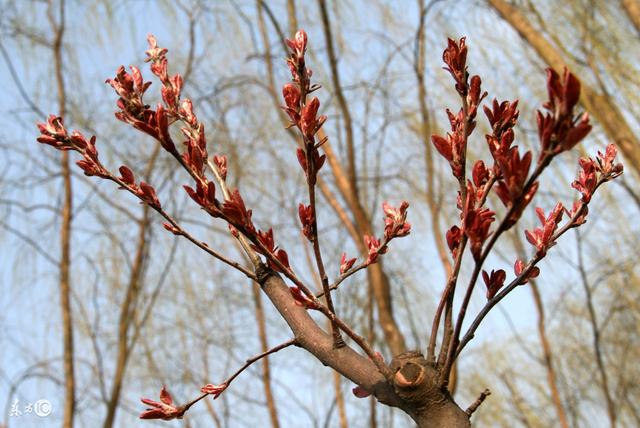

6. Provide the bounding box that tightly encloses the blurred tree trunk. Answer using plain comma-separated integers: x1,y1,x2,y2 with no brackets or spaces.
258,0,407,355
488,0,640,178
287,0,298,33
49,1,75,426
101,147,157,428
252,282,281,428
317,0,407,355
511,230,569,428
622,0,640,34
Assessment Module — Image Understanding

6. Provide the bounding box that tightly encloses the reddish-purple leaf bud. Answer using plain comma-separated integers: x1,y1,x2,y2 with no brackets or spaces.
295,30,308,53
289,286,317,309
119,165,135,185
364,235,386,264
431,134,453,162
296,148,307,173
162,222,180,235
139,387,184,420
340,253,357,274
206,181,216,203
446,225,462,258
300,97,320,138
201,383,227,399
472,160,489,188
483,269,506,299
352,386,371,398
275,249,290,271
298,203,314,241
139,181,161,208
282,83,301,111
213,155,228,180
145,34,168,63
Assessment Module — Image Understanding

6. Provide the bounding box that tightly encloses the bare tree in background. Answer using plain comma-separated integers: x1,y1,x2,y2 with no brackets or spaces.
33,2,625,421
2,1,639,427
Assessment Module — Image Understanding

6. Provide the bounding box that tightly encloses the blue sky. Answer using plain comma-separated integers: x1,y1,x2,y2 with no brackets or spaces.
1,1,633,427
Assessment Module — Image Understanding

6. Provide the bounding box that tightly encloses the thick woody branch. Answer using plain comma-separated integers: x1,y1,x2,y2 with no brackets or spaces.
256,265,399,404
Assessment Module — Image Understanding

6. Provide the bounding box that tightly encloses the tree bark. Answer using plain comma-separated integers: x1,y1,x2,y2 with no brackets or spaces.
488,0,640,178
256,266,470,428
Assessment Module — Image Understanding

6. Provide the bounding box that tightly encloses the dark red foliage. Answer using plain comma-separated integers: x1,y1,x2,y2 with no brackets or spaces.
525,203,564,257
298,203,314,241
382,201,411,240
222,189,255,235
339,253,357,274
537,68,592,157
482,269,506,299
140,387,184,421
442,37,468,95
514,259,540,285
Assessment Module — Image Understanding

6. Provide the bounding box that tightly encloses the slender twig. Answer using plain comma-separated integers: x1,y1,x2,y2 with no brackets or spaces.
465,388,491,416
320,236,392,296
442,160,547,381
205,159,261,266
427,174,497,363
306,152,344,347
454,194,604,359
221,339,296,390
575,230,617,428
180,339,297,414
432,83,476,369
103,173,257,280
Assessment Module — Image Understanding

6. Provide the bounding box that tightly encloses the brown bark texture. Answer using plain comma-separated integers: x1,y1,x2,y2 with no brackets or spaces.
257,265,470,428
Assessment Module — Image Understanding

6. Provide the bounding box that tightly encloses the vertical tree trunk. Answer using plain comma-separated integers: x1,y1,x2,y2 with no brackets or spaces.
529,282,570,428
50,1,74,426
333,357,349,428
287,0,298,33
252,283,281,428
511,231,569,428
102,204,150,428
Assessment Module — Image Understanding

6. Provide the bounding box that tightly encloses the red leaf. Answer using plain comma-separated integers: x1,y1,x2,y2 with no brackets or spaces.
119,165,135,185
352,386,371,398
